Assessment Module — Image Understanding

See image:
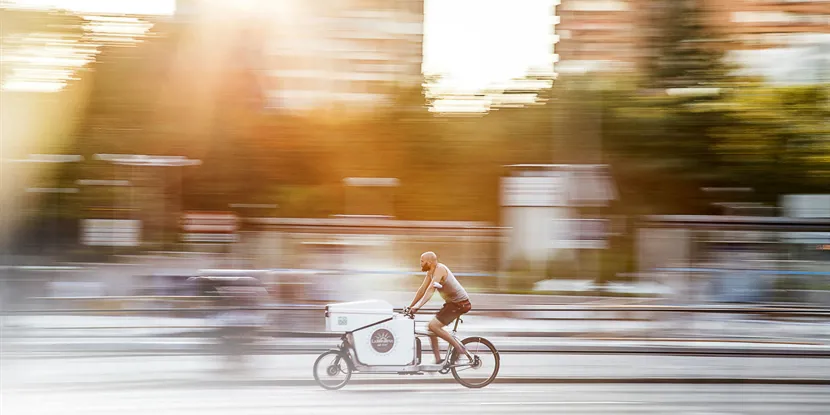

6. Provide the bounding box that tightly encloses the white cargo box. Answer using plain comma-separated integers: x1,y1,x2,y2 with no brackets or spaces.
350,314,415,365
325,300,393,332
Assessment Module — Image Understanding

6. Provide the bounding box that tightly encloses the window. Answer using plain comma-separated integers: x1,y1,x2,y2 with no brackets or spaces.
561,0,629,12
355,63,398,73
578,42,630,52
753,0,830,3
732,11,830,25
738,32,830,46
572,23,633,31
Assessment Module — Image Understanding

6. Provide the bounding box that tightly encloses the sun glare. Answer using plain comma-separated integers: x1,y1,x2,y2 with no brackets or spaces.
1,1,171,93
423,0,557,112
3,0,556,112
2,0,176,15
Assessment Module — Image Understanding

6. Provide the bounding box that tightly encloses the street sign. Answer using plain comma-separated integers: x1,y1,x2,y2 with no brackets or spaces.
501,173,567,207
81,219,141,247
552,218,608,250
782,194,830,219
180,211,238,243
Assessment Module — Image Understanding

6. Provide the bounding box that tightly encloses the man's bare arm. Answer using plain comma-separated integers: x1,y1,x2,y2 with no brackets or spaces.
412,266,447,312
413,285,436,312
408,275,431,309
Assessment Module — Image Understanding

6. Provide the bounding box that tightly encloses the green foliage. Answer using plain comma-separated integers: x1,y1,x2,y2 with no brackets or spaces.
707,86,830,196
645,0,733,89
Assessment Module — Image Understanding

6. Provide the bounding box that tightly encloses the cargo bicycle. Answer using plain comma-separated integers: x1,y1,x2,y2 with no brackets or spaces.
313,300,500,390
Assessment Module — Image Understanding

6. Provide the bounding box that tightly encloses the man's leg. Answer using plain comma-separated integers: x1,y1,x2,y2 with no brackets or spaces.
428,318,471,361
429,334,441,362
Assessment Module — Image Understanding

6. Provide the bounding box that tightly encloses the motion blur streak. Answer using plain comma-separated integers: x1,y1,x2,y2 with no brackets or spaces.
2,0,830,413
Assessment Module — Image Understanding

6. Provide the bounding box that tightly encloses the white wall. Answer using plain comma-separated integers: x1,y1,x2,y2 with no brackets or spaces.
501,206,573,274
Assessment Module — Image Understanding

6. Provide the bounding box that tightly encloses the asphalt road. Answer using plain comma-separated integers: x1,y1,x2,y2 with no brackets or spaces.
5,352,830,414
5,353,830,389
4,383,829,415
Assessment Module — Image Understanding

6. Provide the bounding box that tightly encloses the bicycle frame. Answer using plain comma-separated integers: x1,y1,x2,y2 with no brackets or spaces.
414,316,469,371
315,311,497,390
333,314,470,374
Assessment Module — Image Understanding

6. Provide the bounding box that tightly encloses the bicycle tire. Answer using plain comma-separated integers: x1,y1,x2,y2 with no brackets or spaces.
450,337,500,389
313,350,352,390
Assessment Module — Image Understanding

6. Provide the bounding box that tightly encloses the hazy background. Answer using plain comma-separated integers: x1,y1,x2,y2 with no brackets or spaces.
2,1,830,413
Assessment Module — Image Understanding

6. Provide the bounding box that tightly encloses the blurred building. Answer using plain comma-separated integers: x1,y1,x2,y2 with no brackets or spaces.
262,0,424,110
555,0,830,83
706,0,830,49
174,0,199,20
705,0,830,84
555,0,641,75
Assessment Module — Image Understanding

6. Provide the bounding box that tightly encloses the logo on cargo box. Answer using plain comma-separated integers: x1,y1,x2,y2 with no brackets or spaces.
370,329,394,353
338,316,348,326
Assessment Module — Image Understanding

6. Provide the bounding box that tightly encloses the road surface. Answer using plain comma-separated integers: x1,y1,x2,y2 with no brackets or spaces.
4,352,830,414
5,353,830,388
4,383,829,414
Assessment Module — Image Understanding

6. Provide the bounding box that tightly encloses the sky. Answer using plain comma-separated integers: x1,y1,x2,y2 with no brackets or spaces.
3,0,556,96
423,0,556,93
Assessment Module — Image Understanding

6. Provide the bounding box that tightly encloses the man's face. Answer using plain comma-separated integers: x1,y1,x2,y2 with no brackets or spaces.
420,257,430,271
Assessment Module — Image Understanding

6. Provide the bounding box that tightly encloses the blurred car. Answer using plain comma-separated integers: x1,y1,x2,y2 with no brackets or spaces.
188,274,269,363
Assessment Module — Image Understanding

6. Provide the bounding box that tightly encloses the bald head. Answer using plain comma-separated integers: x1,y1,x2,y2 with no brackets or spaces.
420,251,437,272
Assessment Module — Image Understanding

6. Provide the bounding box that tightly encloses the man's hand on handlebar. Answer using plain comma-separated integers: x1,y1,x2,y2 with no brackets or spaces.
402,306,416,318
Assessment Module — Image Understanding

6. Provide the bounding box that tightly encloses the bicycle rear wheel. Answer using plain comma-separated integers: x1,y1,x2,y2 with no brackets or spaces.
450,337,499,388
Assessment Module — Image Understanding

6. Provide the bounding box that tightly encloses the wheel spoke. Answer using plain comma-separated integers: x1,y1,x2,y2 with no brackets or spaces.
451,338,499,389
314,351,352,390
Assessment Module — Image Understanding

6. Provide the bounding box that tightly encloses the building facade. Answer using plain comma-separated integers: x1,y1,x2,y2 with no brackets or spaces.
707,0,830,84
555,0,830,83
261,0,424,110
554,0,642,75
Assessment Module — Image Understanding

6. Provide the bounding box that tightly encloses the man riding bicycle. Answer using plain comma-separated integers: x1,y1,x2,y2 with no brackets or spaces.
406,251,474,365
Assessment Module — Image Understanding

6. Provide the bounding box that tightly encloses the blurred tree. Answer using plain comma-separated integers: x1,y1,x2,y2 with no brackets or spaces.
706,86,830,200
604,0,748,214
644,0,731,90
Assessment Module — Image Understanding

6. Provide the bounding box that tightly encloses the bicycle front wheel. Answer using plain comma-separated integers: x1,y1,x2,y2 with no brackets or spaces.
451,337,500,388
313,350,352,390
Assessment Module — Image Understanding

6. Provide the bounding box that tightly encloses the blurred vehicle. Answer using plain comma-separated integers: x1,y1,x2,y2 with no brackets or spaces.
188,274,269,369
134,274,199,297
